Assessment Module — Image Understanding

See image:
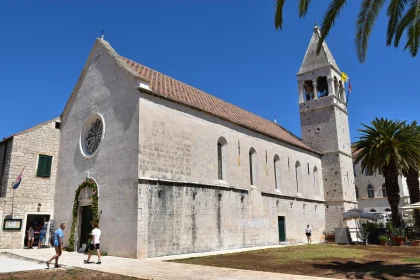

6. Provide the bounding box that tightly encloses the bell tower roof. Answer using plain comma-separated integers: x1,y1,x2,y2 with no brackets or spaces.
298,25,340,75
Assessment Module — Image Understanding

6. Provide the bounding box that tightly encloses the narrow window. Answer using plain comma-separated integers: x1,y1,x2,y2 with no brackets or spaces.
367,184,374,198
274,155,280,190
295,161,301,193
353,164,357,177
217,143,223,180
381,184,387,197
313,167,319,197
249,148,257,185
355,186,359,199
378,168,383,175
217,137,227,180
238,141,241,166
249,151,253,185
307,163,310,175
37,155,53,178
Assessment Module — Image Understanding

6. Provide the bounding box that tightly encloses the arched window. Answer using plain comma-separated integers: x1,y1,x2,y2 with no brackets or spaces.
274,155,280,190
367,184,375,198
355,186,359,199
334,76,339,94
217,137,228,180
338,81,344,101
313,166,319,197
303,80,314,101
370,208,377,213
316,76,329,98
385,208,391,212
249,148,257,185
295,161,302,194
381,184,387,197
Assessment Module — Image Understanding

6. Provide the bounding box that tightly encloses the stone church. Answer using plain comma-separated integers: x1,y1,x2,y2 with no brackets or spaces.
0,26,357,257
53,25,357,258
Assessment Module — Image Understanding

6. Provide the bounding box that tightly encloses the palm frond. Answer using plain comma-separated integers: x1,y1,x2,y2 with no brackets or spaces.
404,0,420,56
356,0,386,63
299,0,312,17
386,0,408,46
317,0,348,55
274,0,286,30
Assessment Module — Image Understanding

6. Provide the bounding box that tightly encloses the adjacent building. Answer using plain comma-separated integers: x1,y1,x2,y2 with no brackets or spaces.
352,150,411,215
0,119,60,248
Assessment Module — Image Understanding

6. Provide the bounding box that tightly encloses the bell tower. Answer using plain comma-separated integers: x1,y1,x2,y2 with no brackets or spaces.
297,25,357,231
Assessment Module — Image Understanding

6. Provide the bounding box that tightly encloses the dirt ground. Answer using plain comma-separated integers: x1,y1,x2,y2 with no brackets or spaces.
172,244,420,280
0,267,145,280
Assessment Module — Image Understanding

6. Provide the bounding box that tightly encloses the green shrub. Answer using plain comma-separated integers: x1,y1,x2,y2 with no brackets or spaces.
378,235,388,242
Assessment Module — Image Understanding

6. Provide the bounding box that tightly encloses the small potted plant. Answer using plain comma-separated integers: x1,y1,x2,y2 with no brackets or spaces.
412,231,420,246
392,227,406,246
323,230,335,243
378,234,388,246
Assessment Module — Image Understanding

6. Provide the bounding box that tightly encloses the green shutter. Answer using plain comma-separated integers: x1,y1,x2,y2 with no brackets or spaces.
45,156,52,178
37,155,53,177
37,156,45,177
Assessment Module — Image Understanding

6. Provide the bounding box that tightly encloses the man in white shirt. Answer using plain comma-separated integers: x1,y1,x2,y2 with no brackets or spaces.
84,222,101,264
305,225,312,243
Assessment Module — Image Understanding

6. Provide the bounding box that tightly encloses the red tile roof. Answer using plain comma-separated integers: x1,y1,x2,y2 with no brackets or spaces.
119,56,318,154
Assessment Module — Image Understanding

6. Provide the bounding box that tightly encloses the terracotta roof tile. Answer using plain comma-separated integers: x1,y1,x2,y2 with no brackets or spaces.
119,56,318,154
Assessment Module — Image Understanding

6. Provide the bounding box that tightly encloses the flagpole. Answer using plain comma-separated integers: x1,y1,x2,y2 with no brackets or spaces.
346,90,350,107
11,188,14,218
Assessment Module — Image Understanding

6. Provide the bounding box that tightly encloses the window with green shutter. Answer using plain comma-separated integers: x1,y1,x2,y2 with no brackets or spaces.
37,155,53,178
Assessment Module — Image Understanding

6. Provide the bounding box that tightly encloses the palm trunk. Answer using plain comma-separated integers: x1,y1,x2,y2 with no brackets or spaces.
383,164,401,228
406,167,420,227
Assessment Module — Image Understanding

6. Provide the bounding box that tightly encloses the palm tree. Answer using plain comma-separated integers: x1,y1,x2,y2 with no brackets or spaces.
274,0,420,63
404,166,420,226
402,123,420,227
353,118,420,228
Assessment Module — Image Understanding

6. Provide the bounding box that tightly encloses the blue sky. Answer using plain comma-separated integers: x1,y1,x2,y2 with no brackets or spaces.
0,1,418,142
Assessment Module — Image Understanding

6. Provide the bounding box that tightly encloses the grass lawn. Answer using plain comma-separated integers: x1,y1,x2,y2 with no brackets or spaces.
172,244,420,279
0,267,145,280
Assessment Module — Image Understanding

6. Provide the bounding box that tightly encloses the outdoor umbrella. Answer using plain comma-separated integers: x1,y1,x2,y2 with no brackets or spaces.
400,202,420,210
342,208,382,221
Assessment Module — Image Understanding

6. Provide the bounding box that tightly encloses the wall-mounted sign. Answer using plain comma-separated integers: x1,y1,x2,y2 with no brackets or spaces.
3,219,22,231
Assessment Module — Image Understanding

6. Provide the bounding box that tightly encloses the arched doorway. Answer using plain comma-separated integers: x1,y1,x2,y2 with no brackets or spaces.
78,184,94,250
70,178,99,252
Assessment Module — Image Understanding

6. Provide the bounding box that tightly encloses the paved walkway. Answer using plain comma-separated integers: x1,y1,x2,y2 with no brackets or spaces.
0,245,340,280
0,254,45,273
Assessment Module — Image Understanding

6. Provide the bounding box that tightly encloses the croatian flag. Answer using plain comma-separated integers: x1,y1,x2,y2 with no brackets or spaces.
12,169,24,189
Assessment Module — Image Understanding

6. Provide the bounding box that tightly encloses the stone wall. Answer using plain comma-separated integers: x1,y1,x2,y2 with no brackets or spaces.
138,93,324,201
0,119,60,249
0,138,13,197
139,180,325,258
54,41,140,258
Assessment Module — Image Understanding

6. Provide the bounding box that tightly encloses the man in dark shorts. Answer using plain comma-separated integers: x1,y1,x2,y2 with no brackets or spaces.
84,222,102,264
46,223,66,268
305,224,312,243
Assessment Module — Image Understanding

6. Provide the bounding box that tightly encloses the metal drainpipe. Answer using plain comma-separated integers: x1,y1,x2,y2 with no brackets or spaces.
0,138,11,197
